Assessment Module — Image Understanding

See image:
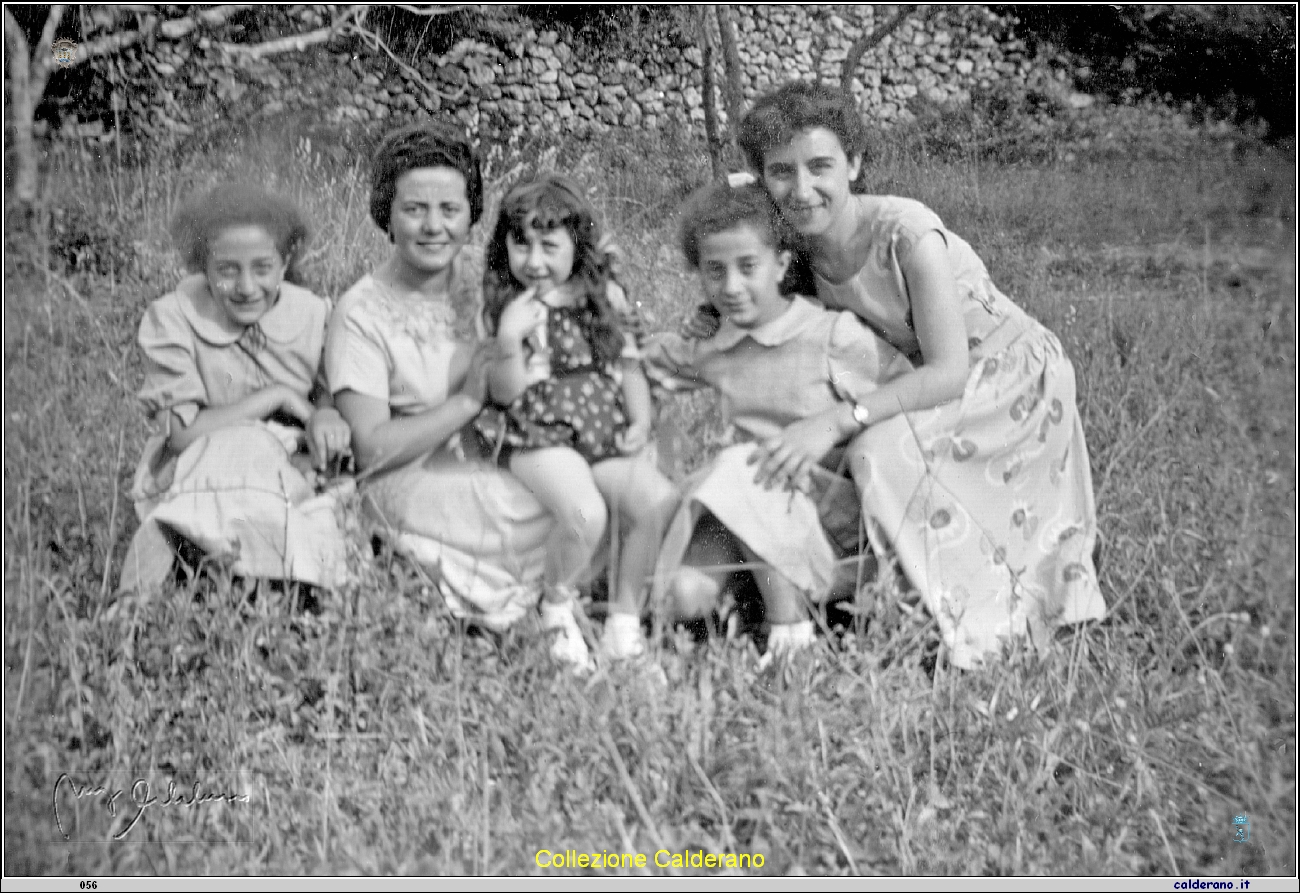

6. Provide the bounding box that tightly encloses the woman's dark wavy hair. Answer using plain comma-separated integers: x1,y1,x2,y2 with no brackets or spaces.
171,184,309,283
737,80,871,189
369,122,483,231
677,181,796,269
482,174,623,367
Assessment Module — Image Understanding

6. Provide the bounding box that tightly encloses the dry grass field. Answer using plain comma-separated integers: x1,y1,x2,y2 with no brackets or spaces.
3,101,1295,876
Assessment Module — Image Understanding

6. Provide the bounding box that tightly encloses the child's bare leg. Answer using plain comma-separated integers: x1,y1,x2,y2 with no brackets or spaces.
509,447,608,601
667,512,742,619
734,540,807,624
508,447,604,670
592,454,678,659
736,539,816,656
592,455,678,616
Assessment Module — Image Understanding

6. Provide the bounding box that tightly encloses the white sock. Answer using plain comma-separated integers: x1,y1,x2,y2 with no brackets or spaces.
540,600,592,670
768,619,816,656
602,612,646,659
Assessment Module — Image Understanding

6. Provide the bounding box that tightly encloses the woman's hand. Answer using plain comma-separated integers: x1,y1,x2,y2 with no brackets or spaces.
458,339,500,408
748,414,843,493
306,406,352,472
616,420,652,456
496,286,546,346
679,303,721,340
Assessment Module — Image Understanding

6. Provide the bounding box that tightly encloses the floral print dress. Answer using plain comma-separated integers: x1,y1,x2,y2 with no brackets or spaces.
822,195,1106,668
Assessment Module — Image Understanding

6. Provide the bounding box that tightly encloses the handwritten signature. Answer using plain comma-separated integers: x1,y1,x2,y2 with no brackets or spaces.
53,773,251,840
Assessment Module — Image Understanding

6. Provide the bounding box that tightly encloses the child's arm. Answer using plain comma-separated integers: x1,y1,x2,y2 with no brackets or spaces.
616,361,655,455
167,384,314,454
486,287,546,405
750,311,916,493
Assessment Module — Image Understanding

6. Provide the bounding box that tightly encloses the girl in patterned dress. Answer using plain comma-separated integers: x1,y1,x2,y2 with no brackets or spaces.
476,174,678,667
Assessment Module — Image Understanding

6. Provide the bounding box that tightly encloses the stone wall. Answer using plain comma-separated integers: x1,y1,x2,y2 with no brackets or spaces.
54,5,1042,142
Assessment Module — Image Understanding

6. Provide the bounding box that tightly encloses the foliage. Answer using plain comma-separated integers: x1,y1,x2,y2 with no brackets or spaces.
888,79,1251,169
1002,4,1297,140
3,105,1296,876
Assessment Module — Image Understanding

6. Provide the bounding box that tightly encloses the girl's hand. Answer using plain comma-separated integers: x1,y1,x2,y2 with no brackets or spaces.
273,385,316,425
616,420,652,456
496,286,547,345
679,303,721,341
748,416,840,493
306,406,352,471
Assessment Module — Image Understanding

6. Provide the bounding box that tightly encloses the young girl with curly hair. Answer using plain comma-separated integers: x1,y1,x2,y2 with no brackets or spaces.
476,174,678,668
120,184,351,595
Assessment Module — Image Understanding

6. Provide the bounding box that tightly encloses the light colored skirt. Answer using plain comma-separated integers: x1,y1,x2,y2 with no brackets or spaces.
651,443,862,604
119,422,350,593
849,319,1106,668
360,448,553,630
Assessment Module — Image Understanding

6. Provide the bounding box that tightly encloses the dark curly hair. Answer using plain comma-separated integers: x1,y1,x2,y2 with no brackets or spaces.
171,184,309,283
369,122,483,231
482,174,623,368
677,181,796,270
737,80,871,187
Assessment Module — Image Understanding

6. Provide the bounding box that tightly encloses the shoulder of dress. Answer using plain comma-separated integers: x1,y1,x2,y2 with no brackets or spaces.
872,195,947,240
138,283,195,344
150,275,245,346
260,281,329,344
333,275,382,318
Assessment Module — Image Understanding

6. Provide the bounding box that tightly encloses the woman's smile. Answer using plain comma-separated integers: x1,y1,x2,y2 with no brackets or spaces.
761,127,861,239
388,166,472,280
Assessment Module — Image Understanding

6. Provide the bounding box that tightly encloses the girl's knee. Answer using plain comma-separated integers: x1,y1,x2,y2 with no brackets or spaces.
667,566,722,620
553,491,609,547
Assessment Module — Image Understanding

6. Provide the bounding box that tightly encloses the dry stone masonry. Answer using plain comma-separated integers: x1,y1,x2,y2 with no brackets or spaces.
63,5,1045,142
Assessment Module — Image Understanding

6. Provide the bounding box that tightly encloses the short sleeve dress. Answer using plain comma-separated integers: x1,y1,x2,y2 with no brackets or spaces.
822,195,1106,668
325,265,554,629
118,275,350,593
643,296,914,600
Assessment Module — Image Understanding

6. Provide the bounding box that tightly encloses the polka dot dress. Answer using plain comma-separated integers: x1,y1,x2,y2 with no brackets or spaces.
477,305,627,465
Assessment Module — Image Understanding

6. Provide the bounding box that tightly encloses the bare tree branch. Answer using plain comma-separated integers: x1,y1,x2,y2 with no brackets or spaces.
26,4,66,94
218,25,344,59
159,5,252,39
351,13,467,101
391,5,465,16
840,4,919,94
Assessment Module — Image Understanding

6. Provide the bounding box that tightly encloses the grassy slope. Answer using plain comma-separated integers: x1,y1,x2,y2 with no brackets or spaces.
3,116,1295,876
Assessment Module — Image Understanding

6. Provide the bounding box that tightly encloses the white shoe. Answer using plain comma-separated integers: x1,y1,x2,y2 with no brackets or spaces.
540,600,593,673
767,620,816,658
599,612,647,662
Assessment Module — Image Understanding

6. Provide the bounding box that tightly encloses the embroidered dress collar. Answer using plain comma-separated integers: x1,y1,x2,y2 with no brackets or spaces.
175,274,317,346
708,295,825,351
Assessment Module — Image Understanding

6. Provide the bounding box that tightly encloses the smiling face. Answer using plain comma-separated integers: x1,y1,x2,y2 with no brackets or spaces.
760,127,862,240
388,166,472,281
205,225,287,328
506,216,577,299
697,224,792,329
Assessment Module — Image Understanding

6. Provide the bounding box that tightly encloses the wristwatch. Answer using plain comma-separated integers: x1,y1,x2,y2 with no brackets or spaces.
851,402,871,427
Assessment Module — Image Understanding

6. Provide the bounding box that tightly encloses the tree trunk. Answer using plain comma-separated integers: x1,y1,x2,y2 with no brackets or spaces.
840,4,918,95
4,6,65,216
698,7,723,180
714,4,745,153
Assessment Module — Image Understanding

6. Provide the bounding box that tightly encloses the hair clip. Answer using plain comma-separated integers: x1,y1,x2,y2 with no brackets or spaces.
726,171,757,188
